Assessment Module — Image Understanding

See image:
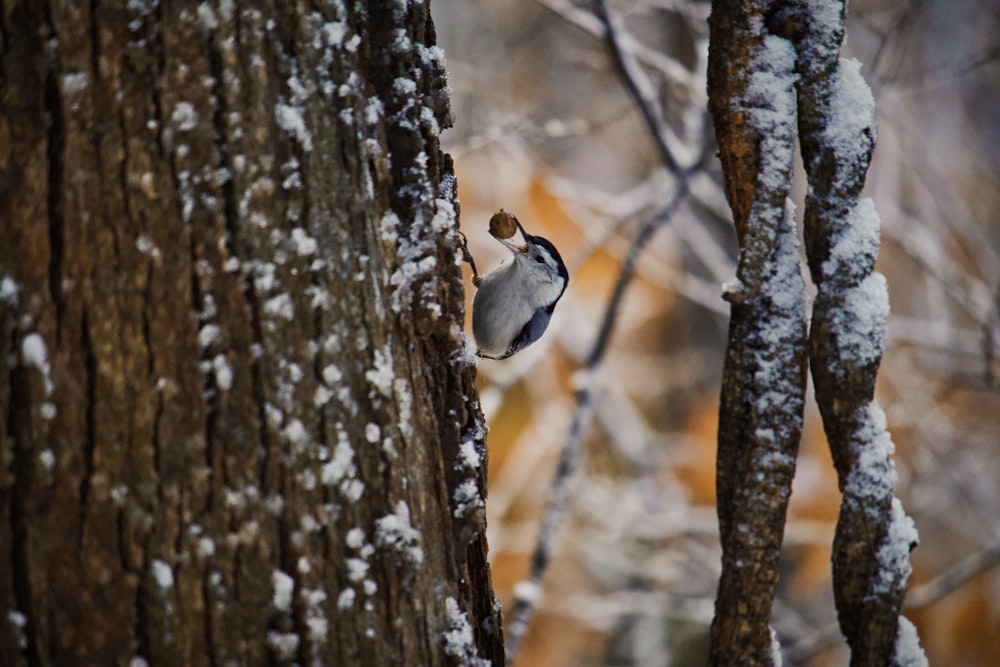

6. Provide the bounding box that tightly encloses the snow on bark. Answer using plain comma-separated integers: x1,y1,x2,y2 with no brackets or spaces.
442,597,490,667
781,1,926,664
707,19,809,664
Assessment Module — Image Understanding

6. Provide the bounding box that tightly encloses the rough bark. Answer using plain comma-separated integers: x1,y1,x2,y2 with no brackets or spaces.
707,1,926,664
706,2,808,665
0,2,502,666
771,2,925,665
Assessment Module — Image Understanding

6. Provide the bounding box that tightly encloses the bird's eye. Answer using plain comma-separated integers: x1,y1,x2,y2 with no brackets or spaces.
534,255,545,264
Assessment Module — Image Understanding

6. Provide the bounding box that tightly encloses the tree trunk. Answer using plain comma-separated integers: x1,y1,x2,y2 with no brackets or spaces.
706,2,808,664
0,2,502,665
706,1,926,664
774,2,925,664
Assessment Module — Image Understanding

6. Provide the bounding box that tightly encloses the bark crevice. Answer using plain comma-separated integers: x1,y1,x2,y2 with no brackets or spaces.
78,309,97,527
44,59,65,335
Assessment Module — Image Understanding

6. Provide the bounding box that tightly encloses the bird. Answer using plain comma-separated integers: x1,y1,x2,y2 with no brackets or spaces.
470,211,568,360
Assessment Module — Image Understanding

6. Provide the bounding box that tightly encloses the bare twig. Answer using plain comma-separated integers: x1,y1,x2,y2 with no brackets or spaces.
458,232,482,287
457,231,482,286
503,2,713,661
904,540,1000,610
784,541,1000,664
781,622,844,665
533,0,699,90
593,0,681,175
505,149,712,667
505,182,691,664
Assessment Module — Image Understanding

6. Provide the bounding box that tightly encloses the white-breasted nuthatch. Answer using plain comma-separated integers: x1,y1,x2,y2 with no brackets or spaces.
468,211,569,360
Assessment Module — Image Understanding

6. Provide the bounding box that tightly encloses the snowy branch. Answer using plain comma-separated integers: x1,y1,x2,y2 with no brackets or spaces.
705,5,808,661
775,0,927,664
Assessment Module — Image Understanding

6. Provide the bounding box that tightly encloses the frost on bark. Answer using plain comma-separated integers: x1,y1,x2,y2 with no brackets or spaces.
0,2,501,666
772,2,925,665
706,2,808,665
707,0,926,665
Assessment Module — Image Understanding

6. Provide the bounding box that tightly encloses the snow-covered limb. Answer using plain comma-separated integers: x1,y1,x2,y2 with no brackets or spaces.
706,10,809,663
780,1,927,664
711,201,808,666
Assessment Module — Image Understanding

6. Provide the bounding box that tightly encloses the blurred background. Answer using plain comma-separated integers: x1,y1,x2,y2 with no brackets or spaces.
435,1,1000,664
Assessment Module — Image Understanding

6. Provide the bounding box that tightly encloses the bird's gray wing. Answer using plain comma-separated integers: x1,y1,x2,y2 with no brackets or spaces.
509,306,553,356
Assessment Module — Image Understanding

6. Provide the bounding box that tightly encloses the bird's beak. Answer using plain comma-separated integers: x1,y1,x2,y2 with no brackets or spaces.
498,236,527,254
498,215,529,254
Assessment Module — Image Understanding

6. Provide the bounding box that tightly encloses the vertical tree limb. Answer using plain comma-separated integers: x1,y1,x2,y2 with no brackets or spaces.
771,2,927,664
706,2,808,664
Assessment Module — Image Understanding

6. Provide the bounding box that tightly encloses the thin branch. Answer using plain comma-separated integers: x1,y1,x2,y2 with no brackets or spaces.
584,186,689,368
904,540,1000,610
782,622,844,665
503,1,712,661
504,180,691,665
785,540,1000,665
533,0,698,90
593,0,682,175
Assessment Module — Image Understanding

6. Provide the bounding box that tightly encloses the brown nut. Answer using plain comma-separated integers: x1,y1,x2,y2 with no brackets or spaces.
489,209,519,240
